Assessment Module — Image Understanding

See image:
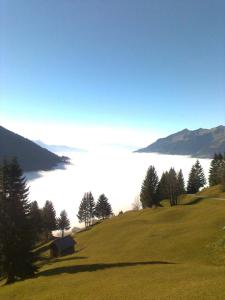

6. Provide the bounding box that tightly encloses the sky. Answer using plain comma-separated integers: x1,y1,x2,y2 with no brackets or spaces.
1,0,225,148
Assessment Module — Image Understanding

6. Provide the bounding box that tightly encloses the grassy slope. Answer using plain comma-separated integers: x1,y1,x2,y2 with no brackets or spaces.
1,186,225,299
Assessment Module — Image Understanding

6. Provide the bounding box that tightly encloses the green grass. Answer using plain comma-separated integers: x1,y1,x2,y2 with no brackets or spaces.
1,186,225,299
197,184,225,198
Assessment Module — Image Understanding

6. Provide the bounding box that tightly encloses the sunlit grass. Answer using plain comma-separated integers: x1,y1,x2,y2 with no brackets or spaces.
1,186,225,299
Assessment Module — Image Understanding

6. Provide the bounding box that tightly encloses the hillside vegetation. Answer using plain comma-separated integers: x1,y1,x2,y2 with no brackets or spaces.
1,186,225,299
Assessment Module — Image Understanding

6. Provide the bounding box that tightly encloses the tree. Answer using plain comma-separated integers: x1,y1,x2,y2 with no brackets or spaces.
57,210,70,238
0,158,37,283
87,192,95,225
95,194,112,219
140,166,158,208
187,160,206,194
167,168,179,206
209,153,224,186
77,195,89,227
42,200,57,240
155,172,168,202
220,159,225,191
77,192,95,227
177,169,186,195
29,201,43,243
131,195,142,211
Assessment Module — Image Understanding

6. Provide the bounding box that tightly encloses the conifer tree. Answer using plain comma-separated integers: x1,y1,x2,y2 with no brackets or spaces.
209,153,224,186
42,200,57,240
87,192,95,225
0,159,37,283
155,172,168,202
0,164,4,277
221,159,225,191
77,192,95,227
177,169,186,194
29,201,43,243
167,168,179,206
77,195,89,227
57,210,70,238
95,194,112,219
187,160,206,194
140,166,158,208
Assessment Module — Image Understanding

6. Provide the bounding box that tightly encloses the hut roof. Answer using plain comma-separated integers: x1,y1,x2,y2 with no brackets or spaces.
51,236,76,251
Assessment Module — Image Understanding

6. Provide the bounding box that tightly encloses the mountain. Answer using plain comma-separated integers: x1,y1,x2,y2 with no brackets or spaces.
0,126,67,172
34,140,86,154
135,125,225,158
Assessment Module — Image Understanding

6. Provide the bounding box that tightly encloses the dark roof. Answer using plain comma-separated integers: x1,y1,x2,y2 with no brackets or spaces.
51,236,76,251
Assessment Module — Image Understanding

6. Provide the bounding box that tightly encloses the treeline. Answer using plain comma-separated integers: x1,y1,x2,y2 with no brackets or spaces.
0,159,70,284
140,160,206,207
31,201,71,240
77,192,113,227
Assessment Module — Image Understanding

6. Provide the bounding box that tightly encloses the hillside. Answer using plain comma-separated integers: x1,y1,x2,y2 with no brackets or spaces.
0,126,66,172
1,186,225,299
136,125,225,158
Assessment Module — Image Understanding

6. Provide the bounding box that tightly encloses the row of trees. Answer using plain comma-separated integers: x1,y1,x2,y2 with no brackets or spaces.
140,160,206,208
77,192,113,227
30,200,71,240
0,159,71,284
209,153,225,189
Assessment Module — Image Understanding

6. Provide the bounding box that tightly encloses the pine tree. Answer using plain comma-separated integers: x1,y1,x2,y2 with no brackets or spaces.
167,168,179,206
140,166,158,208
29,201,43,243
77,194,89,227
187,160,206,194
0,159,37,283
57,210,70,238
87,192,95,225
0,164,4,277
220,159,225,191
209,153,223,186
95,194,112,219
177,169,186,195
42,200,57,240
155,172,168,202
77,192,95,227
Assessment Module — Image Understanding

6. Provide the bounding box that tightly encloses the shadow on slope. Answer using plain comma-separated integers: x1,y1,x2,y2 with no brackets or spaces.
183,197,204,205
38,261,175,277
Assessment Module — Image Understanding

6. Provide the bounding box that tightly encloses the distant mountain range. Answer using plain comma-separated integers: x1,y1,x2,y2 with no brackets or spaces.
135,125,225,158
0,126,68,172
34,140,86,154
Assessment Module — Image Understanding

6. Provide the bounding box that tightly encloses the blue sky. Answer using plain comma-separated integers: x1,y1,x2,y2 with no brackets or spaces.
0,0,225,145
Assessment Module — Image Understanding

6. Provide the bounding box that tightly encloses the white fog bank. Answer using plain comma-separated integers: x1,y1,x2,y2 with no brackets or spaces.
25,149,211,227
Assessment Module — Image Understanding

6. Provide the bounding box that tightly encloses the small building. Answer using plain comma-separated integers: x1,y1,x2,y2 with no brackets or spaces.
50,236,76,257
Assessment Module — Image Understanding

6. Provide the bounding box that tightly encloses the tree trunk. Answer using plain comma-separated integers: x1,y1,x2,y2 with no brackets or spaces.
6,264,15,284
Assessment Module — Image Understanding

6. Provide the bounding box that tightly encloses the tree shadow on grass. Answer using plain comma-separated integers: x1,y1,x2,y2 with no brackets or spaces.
37,256,88,269
183,197,204,205
54,256,88,263
38,261,175,277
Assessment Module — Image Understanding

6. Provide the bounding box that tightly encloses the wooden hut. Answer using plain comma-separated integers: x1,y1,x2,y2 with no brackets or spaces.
50,236,76,257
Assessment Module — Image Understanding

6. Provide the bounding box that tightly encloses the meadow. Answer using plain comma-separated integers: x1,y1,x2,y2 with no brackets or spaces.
1,186,225,299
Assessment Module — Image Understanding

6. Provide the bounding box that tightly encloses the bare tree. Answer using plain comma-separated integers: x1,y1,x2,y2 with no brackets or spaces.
132,195,142,211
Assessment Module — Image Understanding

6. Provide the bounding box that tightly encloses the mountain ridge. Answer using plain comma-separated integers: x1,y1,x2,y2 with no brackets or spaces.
135,125,225,158
0,125,67,172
